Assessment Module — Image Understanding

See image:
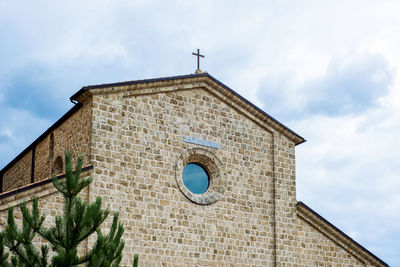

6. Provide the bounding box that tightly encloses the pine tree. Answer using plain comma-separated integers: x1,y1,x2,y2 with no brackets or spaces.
0,150,139,266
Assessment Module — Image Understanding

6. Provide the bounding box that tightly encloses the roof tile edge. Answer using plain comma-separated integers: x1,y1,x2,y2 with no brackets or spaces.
297,201,389,267
71,73,305,145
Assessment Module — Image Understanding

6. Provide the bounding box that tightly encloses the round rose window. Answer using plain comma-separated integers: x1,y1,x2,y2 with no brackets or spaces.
175,148,225,205
182,163,210,194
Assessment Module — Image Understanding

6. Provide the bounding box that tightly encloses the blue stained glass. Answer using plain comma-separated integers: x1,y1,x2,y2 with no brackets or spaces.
182,163,209,194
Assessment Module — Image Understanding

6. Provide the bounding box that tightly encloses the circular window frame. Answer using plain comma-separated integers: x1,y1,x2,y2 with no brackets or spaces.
182,163,210,194
175,147,225,205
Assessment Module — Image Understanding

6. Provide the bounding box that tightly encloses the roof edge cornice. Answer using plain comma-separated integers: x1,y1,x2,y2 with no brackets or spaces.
71,73,305,145
0,104,82,175
297,201,388,267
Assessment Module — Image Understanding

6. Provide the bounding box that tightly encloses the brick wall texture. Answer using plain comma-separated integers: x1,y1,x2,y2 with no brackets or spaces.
296,216,364,266
2,151,32,192
1,99,92,193
0,75,386,266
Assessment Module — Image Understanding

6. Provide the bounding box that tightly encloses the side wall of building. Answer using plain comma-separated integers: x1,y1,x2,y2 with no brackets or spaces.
0,169,92,259
34,100,92,181
295,204,386,267
1,100,92,192
296,215,366,266
2,152,32,192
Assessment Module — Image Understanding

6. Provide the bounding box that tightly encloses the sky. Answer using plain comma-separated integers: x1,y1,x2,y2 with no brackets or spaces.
0,0,399,265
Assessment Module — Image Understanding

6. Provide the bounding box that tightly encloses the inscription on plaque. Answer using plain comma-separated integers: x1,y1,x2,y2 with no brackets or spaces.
183,136,219,149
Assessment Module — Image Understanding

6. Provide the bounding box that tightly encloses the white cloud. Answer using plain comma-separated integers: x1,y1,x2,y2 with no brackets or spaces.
293,107,400,263
0,0,399,265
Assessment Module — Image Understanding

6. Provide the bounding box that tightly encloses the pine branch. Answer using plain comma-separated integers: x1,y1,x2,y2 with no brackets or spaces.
0,234,11,267
133,254,139,267
0,149,139,266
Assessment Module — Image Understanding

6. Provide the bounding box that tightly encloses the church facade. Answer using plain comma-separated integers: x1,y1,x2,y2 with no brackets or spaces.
0,73,388,266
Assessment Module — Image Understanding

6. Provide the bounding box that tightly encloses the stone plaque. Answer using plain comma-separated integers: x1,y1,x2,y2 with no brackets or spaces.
183,136,219,149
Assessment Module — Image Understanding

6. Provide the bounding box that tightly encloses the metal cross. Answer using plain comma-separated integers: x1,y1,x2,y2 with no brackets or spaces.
192,49,204,71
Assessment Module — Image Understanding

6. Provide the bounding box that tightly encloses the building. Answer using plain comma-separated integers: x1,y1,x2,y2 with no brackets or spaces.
0,72,388,266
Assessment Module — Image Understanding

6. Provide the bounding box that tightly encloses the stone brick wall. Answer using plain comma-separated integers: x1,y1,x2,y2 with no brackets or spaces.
1,99,92,192
273,133,298,265
296,215,365,266
34,100,92,182
0,182,65,229
89,87,278,266
33,135,52,182
296,203,386,266
2,151,32,192
0,169,92,259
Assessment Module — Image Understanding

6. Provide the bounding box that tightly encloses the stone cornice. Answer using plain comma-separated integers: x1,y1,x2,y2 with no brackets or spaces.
72,73,305,145
0,165,93,211
0,104,83,177
297,202,388,267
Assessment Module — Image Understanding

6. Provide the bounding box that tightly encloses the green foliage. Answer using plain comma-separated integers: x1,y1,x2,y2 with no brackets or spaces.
133,255,139,267
0,150,139,266
1,196,48,267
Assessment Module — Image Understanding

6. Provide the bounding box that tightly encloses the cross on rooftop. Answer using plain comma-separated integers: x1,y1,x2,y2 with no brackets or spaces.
192,49,204,72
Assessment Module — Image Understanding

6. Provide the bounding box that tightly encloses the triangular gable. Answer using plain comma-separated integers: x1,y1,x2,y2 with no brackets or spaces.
70,73,305,145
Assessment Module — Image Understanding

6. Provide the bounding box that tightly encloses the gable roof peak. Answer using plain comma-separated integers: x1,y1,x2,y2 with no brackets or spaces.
70,73,305,145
